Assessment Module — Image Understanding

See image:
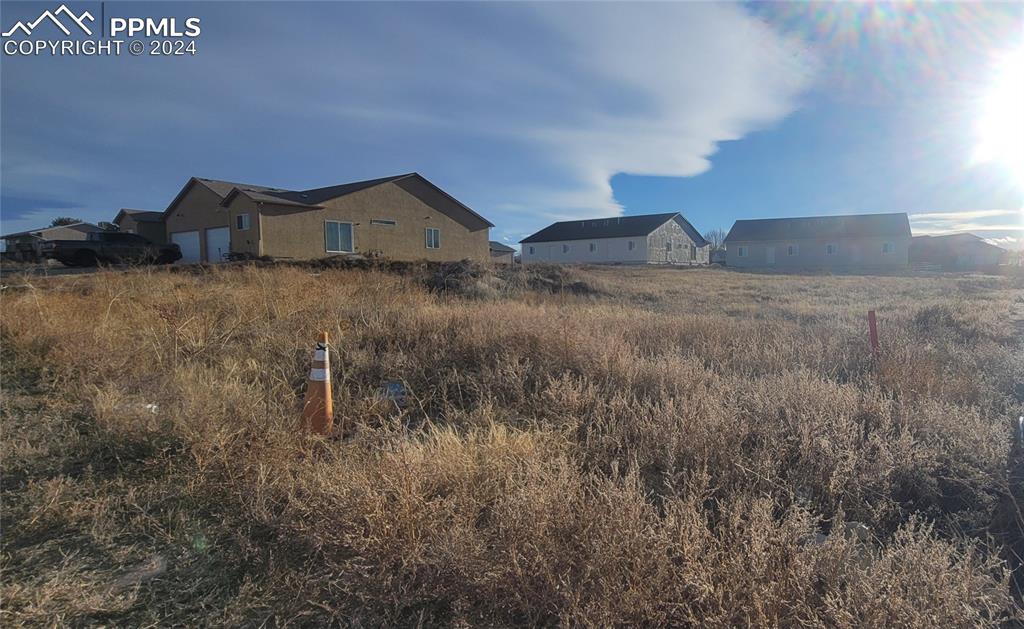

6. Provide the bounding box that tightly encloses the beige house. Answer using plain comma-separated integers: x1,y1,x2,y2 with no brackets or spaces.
520,212,709,265
163,173,492,263
724,213,911,271
489,241,516,265
112,209,166,244
1,222,102,261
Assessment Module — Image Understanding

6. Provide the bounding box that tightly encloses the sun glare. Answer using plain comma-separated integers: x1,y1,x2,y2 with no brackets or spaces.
971,44,1024,187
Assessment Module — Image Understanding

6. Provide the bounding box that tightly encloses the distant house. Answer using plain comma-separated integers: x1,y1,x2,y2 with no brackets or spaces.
489,241,516,265
163,173,492,264
113,209,166,244
910,233,1007,271
520,212,709,265
1,222,103,261
724,212,911,271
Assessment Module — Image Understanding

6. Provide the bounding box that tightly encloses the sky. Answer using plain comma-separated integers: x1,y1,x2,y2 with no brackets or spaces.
2,1,1022,249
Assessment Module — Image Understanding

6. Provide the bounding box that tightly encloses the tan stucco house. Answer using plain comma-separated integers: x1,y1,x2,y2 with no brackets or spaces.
163,173,492,263
724,212,911,271
489,241,516,265
112,209,166,244
520,212,709,265
1,222,102,261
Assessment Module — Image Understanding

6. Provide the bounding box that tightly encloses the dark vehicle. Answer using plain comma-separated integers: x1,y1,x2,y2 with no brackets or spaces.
40,232,182,267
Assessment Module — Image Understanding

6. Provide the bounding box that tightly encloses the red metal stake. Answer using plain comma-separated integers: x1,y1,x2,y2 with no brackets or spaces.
867,310,880,358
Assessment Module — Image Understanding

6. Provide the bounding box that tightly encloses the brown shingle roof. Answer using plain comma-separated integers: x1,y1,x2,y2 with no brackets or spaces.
114,208,163,224
219,173,494,231
489,241,516,253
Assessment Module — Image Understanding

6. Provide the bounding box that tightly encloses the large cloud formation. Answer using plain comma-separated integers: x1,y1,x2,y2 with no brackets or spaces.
1,2,815,240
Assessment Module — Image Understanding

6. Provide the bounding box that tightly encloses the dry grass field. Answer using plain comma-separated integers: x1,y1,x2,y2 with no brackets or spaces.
2,262,1023,626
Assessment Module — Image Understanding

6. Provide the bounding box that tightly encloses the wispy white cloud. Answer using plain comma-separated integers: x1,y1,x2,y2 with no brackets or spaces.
2,3,816,241
911,209,1020,222
986,235,1023,250
909,208,1022,249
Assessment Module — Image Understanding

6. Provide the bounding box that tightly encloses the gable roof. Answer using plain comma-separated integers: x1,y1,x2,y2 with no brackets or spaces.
221,187,324,210
196,178,282,198
520,212,707,245
163,177,287,216
2,221,102,239
113,208,163,224
221,172,494,231
489,241,516,252
242,174,413,207
725,212,911,243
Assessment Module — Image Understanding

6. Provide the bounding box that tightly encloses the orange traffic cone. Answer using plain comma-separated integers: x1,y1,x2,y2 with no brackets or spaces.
301,332,334,434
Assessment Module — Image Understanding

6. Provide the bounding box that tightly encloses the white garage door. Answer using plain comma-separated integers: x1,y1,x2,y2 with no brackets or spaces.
171,231,200,264
205,227,230,263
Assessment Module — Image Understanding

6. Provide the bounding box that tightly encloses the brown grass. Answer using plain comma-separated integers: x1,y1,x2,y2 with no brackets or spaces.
2,263,1022,626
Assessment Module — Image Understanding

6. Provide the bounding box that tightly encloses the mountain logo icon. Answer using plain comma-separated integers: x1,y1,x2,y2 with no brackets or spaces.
2,4,95,37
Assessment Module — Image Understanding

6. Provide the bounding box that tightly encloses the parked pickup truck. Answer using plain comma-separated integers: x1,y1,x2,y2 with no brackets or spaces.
41,232,182,267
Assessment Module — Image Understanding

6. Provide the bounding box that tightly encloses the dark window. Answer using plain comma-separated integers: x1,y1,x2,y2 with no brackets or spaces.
425,228,441,249
326,221,354,252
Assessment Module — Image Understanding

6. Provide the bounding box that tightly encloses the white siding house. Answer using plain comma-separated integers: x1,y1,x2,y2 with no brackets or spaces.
724,213,912,272
520,212,709,265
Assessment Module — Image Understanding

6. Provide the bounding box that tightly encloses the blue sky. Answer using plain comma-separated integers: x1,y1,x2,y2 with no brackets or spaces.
2,1,1022,248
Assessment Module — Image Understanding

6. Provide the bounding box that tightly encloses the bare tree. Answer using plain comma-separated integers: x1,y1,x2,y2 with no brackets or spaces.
703,228,728,250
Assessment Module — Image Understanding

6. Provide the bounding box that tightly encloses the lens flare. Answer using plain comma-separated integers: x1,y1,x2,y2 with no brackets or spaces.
971,44,1024,188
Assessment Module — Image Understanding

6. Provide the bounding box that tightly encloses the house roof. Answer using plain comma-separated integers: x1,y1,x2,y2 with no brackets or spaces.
725,212,911,243
1,221,102,239
163,177,288,216
489,241,516,252
242,174,413,207
221,188,324,210
196,178,284,198
520,212,707,246
113,208,163,224
220,172,494,231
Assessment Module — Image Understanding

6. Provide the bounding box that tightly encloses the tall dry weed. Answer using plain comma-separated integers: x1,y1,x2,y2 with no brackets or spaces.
1,264,1021,626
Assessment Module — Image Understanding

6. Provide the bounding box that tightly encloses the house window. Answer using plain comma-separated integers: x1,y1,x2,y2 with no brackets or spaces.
690,245,696,261
666,241,673,252
628,240,635,251
882,242,894,254
325,221,354,253
236,213,251,231
589,243,596,253
371,219,396,226
562,244,570,253
738,246,748,257
528,246,535,255
425,228,441,249
787,244,799,256
825,243,837,255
